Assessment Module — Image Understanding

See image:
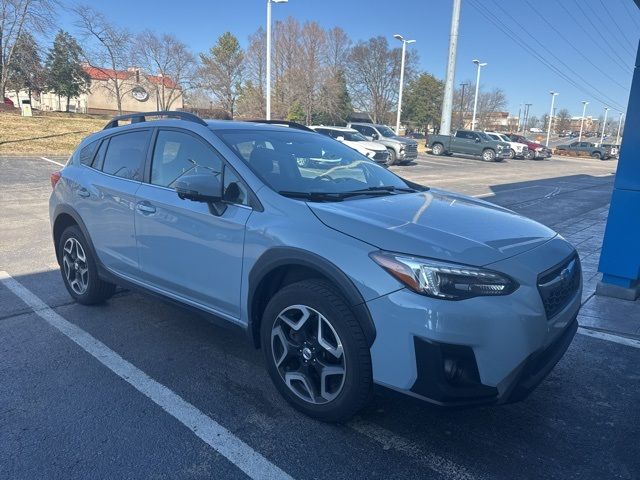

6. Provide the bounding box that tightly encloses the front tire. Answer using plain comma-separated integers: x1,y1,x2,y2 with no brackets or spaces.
482,148,496,162
260,279,372,422
508,148,516,159
524,149,535,160
58,225,116,305
386,148,398,165
591,152,602,160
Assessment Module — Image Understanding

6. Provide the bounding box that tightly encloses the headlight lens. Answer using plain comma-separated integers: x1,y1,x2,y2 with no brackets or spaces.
370,251,518,300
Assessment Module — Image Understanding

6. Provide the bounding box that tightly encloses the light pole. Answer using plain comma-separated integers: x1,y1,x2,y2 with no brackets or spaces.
578,101,589,142
546,91,558,146
616,112,624,145
600,107,609,145
471,59,487,131
523,103,532,133
439,0,462,136
266,0,288,120
458,82,468,128
394,34,415,135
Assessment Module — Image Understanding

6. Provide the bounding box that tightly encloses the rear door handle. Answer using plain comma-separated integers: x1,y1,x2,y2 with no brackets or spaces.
77,187,90,198
136,202,156,214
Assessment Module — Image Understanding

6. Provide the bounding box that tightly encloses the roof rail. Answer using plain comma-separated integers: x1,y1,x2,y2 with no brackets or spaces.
103,111,208,130
245,119,313,132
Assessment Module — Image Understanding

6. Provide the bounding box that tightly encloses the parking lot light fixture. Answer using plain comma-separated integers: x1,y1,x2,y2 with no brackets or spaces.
266,0,288,120
600,107,609,145
578,101,589,142
471,59,487,131
546,91,558,146
394,34,416,135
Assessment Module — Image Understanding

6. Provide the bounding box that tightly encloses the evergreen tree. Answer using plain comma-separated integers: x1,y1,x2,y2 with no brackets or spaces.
45,30,90,112
403,73,444,132
314,70,352,125
7,33,46,103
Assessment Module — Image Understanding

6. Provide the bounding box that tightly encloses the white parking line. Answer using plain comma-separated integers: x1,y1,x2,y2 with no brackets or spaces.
349,419,477,480
577,327,640,349
39,156,65,167
0,271,293,480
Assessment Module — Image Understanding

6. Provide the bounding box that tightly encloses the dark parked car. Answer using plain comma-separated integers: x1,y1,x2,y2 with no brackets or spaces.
505,134,552,160
556,141,613,160
427,129,510,162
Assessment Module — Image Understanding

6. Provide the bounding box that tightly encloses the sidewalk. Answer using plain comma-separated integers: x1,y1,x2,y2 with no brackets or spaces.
553,205,640,339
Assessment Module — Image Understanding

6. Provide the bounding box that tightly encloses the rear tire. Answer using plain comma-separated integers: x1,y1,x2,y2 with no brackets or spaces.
591,152,602,160
260,279,372,422
431,143,445,156
58,225,116,305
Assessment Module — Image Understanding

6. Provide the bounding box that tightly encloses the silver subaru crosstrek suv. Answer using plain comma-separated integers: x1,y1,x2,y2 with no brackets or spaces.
49,112,581,422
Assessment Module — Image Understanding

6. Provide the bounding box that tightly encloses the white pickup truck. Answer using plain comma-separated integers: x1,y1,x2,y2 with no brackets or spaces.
485,131,529,159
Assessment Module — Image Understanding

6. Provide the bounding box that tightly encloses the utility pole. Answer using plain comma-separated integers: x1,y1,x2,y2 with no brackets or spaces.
458,82,468,129
546,91,558,146
439,0,462,136
517,104,522,132
394,34,416,135
578,100,588,142
523,103,532,133
616,112,624,145
600,107,609,145
266,0,288,120
471,59,487,131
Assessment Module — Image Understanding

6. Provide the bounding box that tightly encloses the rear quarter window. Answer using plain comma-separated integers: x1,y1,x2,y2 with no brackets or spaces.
79,140,99,166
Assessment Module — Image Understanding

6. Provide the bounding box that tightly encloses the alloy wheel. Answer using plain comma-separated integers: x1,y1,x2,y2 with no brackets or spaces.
62,237,89,295
271,304,346,405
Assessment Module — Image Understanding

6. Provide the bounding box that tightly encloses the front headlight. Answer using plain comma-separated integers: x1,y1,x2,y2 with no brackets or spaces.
370,251,518,300
535,147,543,152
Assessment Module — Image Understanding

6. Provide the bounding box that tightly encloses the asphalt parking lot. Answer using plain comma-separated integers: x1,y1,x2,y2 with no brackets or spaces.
1,153,638,480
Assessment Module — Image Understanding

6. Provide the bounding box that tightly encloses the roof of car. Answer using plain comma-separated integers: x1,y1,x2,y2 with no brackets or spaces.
309,125,357,132
205,119,315,132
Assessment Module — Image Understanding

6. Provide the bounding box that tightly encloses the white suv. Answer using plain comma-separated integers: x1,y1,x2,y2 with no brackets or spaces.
485,131,529,159
311,126,390,164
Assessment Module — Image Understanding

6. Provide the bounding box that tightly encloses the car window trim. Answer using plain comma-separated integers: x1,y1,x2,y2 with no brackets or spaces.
145,126,262,211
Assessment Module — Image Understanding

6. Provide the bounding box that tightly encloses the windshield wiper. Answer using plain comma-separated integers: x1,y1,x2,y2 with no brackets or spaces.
346,185,419,194
278,189,396,201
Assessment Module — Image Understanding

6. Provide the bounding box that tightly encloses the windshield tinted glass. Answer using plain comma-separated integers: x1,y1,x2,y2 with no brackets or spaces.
217,129,411,195
376,125,396,137
341,131,367,142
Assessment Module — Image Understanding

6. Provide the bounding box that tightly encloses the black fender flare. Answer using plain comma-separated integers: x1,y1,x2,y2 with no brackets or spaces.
247,247,377,348
51,205,99,267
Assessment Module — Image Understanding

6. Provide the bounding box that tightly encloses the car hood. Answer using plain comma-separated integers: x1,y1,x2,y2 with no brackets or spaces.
308,189,556,267
349,140,387,152
386,136,417,146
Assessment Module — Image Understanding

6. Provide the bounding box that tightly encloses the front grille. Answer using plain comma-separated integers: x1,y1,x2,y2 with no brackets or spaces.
522,146,529,152
404,144,418,156
537,254,581,319
373,151,389,160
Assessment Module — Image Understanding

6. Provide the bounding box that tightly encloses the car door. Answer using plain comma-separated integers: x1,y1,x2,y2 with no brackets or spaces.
453,131,474,154
134,128,253,320
77,129,151,278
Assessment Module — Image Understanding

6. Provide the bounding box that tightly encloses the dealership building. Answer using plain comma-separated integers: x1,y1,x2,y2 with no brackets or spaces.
8,66,183,115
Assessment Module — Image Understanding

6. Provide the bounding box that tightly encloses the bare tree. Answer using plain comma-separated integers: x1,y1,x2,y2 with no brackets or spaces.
476,87,508,129
272,17,301,119
324,27,351,76
0,0,57,97
74,5,132,114
347,36,408,124
237,28,266,118
298,21,325,124
199,31,244,118
135,31,196,111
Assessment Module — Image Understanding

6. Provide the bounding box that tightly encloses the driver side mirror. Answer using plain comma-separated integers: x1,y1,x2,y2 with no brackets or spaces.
336,136,345,142
474,136,481,143
175,173,226,216
371,133,379,140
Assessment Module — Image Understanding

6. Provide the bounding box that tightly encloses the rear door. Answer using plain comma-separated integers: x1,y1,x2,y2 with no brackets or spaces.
453,130,475,154
134,128,253,320
77,129,151,278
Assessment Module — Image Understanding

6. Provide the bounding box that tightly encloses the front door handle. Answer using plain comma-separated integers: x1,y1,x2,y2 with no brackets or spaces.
136,202,156,214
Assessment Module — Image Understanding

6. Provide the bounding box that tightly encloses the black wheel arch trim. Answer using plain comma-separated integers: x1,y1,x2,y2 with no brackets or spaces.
52,205,100,266
247,247,377,348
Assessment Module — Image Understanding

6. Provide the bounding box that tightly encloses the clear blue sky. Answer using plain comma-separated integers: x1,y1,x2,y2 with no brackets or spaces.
58,0,639,118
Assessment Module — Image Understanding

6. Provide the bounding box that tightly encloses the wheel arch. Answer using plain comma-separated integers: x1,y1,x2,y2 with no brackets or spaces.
247,247,376,349
52,205,98,266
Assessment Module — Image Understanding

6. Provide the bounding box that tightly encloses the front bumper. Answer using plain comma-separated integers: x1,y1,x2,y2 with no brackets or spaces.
398,144,418,160
366,236,581,406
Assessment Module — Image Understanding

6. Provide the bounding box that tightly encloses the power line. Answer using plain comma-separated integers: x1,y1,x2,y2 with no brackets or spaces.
596,0,636,54
620,0,640,31
467,0,626,111
517,0,630,90
555,1,632,74
571,0,635,71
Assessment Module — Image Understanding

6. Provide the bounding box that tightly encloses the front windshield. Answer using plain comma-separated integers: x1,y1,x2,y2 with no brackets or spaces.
342,131,368,142
376,125,396,137
218,129,414,198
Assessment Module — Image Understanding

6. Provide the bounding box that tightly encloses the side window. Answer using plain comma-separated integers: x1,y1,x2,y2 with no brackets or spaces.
79,140,99,166
151,130,222,188
455,130,467,139
316,129,330,137
351,125,364,134
101,130,150,181
223,165,249,206
361,126,375,136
